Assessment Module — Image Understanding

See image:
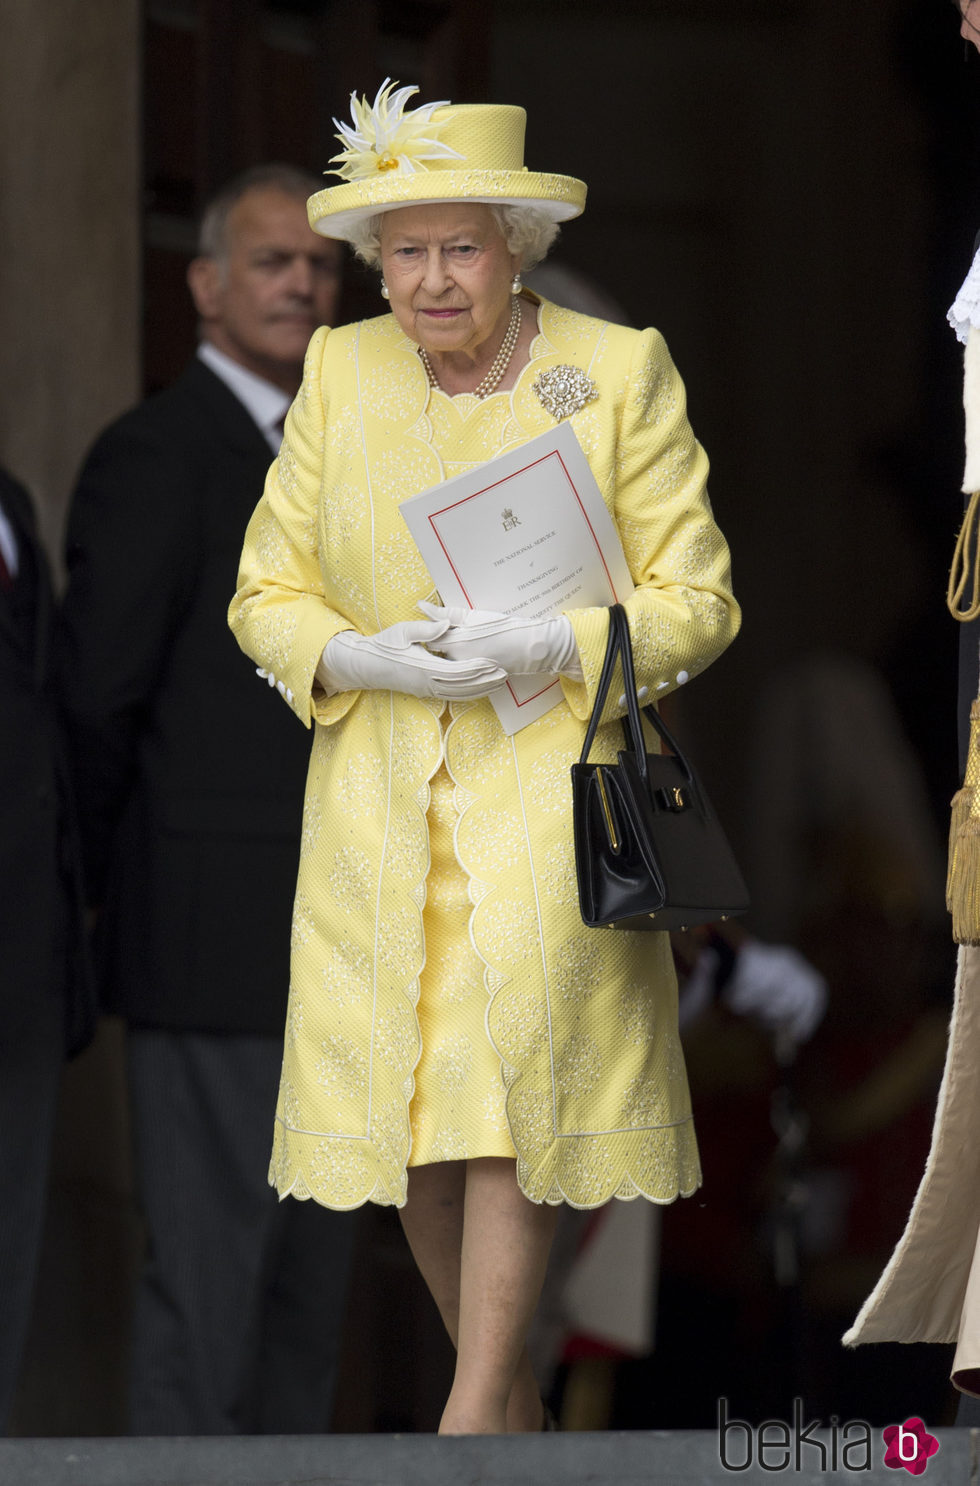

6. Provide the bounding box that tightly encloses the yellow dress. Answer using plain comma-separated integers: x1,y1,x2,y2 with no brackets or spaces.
228,298,741,1210
410,389,527,1166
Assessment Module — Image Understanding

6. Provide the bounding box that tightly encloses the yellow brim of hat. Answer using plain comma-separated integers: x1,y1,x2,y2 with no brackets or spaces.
308,168,586,242
309,99,586,241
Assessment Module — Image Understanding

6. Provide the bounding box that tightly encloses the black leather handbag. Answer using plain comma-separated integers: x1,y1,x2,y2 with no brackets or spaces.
571,604,749,931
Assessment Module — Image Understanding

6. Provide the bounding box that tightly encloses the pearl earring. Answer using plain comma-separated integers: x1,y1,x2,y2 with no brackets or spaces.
510,274,523,295
380,279,390,300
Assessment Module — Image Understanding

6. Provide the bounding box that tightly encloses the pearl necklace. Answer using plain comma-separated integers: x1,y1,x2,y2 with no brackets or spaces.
419,295,522,400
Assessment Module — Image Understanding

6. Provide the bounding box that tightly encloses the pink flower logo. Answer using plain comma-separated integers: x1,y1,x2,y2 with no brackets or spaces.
882,1418,940,1475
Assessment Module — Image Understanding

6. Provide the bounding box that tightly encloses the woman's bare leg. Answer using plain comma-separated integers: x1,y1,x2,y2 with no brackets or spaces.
399,1160,466,1342
442,1157,559,1435
398,1157,559,1434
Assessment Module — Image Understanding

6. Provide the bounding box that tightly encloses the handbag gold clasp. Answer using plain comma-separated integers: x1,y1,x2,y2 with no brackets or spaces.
654,784,689,813
595,766,620,854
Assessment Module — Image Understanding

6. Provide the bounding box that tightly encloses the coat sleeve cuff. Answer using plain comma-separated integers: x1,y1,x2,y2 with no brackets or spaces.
561,606,612,721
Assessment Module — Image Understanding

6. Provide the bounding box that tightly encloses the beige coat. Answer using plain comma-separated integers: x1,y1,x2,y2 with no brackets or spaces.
843,944,980,1395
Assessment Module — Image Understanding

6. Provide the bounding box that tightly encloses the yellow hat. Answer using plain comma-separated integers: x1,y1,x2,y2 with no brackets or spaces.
308,80,587,241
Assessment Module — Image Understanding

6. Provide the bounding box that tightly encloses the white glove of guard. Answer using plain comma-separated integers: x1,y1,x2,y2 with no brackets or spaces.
678,940,827,1049
418,601,584,680
316,619,507,700
722,941,828,1047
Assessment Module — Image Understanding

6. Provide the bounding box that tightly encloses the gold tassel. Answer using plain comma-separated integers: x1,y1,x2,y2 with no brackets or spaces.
951,817,980,945
948,786,975,910
948,700,980,935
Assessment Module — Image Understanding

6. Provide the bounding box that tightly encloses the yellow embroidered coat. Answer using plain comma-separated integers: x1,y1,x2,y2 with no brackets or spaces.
228,299,740,1210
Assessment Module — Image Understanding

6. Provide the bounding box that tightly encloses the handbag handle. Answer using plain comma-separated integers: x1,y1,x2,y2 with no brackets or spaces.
577,604,695,791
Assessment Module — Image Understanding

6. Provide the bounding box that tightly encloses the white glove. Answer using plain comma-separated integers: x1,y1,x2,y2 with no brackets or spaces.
722,941,828,1047
316,619,507,700
418,601,584,680
678,940,827,1049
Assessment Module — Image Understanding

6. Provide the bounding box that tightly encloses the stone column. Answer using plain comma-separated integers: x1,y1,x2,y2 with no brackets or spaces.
0,0,141,1435
0,0,141,564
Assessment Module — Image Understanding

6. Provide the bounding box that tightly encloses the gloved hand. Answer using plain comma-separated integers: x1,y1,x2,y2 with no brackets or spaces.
316,619,507,700
722,941,828,1047
418,601,584,680
678,939,827,1050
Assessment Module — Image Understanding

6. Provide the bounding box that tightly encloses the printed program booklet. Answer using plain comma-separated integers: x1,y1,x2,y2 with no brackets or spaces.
400,421,633,733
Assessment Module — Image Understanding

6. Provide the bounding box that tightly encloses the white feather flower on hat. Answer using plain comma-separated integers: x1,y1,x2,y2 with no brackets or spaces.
328,78,464,181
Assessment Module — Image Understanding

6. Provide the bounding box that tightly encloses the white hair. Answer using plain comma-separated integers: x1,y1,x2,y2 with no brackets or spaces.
348,202,559,272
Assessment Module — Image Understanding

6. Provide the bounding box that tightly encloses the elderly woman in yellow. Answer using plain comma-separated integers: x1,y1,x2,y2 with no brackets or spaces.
228,80,740,1435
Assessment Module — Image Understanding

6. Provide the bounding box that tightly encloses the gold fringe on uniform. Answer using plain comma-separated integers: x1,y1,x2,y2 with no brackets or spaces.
950,817,980,945
948,692,980,945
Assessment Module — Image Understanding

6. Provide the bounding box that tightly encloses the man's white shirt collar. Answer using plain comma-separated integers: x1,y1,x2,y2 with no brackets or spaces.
197,341,290,453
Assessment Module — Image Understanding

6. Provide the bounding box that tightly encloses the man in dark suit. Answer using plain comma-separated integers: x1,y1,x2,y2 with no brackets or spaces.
0,466,93,1432
59,166,353,1435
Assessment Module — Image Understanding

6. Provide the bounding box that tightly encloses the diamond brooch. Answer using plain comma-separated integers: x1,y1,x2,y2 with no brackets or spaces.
531,364,598,421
